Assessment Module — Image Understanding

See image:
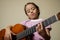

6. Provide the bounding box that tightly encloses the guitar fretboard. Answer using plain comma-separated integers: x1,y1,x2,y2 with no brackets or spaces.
16,15,58,40
42,15,57,27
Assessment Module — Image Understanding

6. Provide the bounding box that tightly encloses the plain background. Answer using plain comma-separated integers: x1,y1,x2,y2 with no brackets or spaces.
0,0,60,40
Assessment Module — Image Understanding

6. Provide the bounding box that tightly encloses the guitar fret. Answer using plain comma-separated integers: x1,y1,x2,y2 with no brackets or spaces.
48,17,52,25
42,15,57,27
46,19,50,26
51,15,57,23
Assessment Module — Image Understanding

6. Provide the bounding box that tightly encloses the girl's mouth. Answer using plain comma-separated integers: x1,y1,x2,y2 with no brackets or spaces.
31,13,35,16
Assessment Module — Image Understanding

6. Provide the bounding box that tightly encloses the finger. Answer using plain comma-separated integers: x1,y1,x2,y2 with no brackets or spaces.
36,24,39,32
36,23,41,32
9,34,12,40
4,27,12,40
38,23,41,28
4,34,9,40
39,23,44,30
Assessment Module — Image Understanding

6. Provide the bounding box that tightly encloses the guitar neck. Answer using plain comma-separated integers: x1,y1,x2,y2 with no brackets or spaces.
16,15,58,40
42,15,58,27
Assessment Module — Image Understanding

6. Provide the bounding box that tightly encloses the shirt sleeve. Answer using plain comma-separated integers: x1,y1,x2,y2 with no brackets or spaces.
20,20,29,26
20,21,26,26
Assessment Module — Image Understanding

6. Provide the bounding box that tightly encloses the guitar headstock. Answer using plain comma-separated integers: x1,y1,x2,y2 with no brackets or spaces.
57,12,60,20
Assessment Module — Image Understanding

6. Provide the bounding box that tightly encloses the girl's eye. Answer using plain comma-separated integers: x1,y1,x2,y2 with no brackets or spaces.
32,8,35,10
27,10,30,13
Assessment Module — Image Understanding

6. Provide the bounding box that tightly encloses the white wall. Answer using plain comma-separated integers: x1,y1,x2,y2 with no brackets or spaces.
0,0,60,40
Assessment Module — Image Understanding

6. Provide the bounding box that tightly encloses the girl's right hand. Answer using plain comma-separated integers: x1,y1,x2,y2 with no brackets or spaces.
4,25,12,40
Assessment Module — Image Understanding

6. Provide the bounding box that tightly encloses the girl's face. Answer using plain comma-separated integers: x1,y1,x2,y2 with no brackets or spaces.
26,4,39,20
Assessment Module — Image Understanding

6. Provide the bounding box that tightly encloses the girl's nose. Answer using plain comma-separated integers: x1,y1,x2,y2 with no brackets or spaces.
30,10,33,13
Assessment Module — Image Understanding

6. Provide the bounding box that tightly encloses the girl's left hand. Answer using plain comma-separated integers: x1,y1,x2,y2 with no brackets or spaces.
36,23,44,33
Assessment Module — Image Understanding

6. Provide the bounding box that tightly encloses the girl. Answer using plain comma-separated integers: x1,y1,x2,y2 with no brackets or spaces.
4,2,51,40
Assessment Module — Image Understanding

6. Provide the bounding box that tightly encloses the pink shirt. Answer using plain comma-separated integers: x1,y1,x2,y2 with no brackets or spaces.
20,19,51,40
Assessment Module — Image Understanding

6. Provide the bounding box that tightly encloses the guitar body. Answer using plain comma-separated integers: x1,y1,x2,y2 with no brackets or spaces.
0,24,28,40
0,29,5,40
11,24,27,40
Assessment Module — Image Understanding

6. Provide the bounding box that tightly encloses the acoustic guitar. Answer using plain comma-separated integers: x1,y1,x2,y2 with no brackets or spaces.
0,12,60,40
